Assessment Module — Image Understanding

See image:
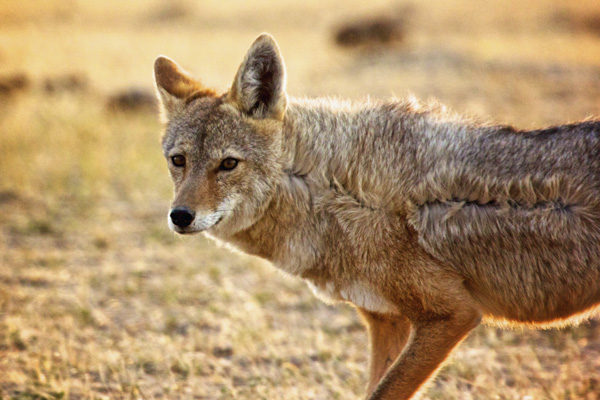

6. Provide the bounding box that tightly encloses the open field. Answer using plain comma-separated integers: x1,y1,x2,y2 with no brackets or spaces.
2,0,600,399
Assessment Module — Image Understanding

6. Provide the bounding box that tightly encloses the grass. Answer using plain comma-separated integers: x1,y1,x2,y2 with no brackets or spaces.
2,0,600,399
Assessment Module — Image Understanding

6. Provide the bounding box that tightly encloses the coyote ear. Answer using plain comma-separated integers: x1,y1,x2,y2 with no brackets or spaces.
154,56,214,121
229,34,287,120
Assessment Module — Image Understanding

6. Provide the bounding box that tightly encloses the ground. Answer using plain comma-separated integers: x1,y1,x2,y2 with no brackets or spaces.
1,0,600,399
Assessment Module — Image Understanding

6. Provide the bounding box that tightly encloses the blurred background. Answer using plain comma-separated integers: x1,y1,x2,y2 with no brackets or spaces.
2,0,600,399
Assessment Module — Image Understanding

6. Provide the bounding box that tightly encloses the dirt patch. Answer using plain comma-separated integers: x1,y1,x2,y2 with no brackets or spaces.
43,74,88,94
0,73,30,96
106,87,157,112
333,15,406,49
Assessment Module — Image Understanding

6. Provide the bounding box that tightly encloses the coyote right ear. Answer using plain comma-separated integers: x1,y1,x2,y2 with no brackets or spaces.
154,56,214,121
228,34,287,120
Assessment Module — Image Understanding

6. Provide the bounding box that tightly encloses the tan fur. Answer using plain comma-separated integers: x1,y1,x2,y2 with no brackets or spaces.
154,33,600,399
154,56,216,122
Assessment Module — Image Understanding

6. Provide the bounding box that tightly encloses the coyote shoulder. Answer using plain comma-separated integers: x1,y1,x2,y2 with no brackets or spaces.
154,34,600,399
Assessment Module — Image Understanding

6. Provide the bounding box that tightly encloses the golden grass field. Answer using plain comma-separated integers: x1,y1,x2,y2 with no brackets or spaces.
2,0,600,399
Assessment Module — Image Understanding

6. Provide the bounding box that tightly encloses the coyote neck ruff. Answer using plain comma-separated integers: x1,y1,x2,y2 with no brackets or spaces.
154,33,600,400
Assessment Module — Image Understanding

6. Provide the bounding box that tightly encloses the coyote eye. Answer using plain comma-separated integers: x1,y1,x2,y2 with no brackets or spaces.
219,158,238,171
171,155,186,167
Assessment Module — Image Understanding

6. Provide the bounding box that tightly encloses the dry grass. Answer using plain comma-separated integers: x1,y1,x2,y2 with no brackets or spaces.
2,1,600,399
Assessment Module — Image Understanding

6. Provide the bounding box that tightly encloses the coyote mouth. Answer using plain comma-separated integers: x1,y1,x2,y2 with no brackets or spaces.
172,226,201,235
171,212,225,235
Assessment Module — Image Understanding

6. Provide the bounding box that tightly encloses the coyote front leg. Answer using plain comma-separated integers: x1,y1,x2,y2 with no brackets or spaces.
358,309,412,396
367,309,481,400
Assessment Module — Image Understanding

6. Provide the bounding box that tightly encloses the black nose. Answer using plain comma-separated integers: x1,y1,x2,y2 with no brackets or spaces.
170,207,195,228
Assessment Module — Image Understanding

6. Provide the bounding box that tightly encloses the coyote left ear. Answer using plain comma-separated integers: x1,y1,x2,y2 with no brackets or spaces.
154,56,214,121
229,34,287,120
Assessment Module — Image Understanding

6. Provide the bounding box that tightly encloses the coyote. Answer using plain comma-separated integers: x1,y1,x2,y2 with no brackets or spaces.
153,34,600,399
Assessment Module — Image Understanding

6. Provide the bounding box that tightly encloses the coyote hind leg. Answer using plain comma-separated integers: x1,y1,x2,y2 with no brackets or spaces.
358,309,412,397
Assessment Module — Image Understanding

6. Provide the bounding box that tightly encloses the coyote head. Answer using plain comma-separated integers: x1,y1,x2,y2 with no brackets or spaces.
154,34,288,237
